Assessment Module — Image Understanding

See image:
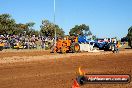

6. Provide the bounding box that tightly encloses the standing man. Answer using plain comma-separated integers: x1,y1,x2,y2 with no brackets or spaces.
112,41,119,53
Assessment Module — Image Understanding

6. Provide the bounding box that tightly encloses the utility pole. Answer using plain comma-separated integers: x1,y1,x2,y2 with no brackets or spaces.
54,0,56,46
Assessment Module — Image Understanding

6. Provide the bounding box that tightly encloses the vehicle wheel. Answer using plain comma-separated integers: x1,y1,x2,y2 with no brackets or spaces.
71,43,80,53
53,47,57,53
0,46,3,51
61,46,67,54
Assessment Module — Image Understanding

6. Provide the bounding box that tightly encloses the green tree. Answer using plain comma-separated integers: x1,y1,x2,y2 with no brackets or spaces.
127,26,132,48
0,14,25,35
69,24,92,36
25,22,36,36
40,20,65,37
26,22,35,28
0,14,17,34
0,13,38,36
17,22,38,36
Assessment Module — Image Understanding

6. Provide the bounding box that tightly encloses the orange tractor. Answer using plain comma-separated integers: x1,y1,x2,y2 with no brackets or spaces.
52,36,80,53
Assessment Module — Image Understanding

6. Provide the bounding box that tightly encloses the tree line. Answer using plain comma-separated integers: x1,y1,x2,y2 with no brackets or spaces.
0,13,93,38
0,13,131,47
127,26,132,48
0,14,38,36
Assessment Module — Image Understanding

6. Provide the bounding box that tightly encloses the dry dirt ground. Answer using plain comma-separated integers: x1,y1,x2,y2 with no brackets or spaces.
0,49,132,88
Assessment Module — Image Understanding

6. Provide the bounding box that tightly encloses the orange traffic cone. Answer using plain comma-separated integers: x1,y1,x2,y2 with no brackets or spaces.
72,79,80,88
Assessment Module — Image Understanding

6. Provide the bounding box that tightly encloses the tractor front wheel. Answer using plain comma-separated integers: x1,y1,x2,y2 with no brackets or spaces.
51,46,57,53
61,46,67,54
0,46,3,51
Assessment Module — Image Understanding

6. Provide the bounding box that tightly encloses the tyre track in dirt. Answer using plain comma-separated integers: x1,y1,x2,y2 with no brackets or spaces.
0,50,132,64
0,50,132,88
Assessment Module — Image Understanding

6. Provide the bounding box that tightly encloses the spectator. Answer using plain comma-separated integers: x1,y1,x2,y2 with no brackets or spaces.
112,41,119,53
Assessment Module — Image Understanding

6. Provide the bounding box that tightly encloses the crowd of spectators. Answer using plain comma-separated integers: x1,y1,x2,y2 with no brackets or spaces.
0,34,54,50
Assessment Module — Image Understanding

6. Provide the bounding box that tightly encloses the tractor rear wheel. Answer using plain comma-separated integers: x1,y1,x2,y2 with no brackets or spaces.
71,43,80,53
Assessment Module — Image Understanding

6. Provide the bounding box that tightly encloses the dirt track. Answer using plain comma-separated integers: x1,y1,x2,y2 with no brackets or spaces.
0,50,132,88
